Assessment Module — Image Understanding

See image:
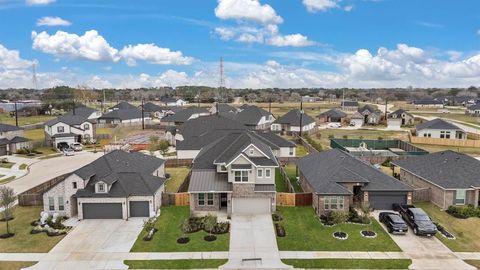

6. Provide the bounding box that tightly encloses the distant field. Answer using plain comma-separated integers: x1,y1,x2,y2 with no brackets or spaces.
0,113,54,126
415,112,480,126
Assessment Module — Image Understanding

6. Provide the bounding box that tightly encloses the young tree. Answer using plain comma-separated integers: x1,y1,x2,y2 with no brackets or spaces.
0,186,16,236
203,214,217,237
158,140,170,155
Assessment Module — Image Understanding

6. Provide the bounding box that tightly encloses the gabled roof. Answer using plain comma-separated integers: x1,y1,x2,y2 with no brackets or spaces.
388,109,413,119
160,96,179,103
99,108,143,121
318,108,347,119
65,107,98,118
341,100,359,107
350,112,364,119
143,102,164,113
416,118,462,131
177,114,246,141
254,132,295,147
239,104,251,110
0,123,22,132
214,103,238,114
46,114,93,127
111,101,137,110
273,109,315,126
358,105,379,114
161,107,209,124
73,150,165,198
234,105,272,126
392,150,480,189
297,149,412,195
468,103,480,111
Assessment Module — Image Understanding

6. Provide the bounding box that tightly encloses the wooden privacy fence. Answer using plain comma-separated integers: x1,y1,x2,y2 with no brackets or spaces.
177,170,192,192
165,159,193,168
18,173,69,206
412,188,430,202
162,192,190,206
276,192,312,206
409,133,480,148
278,165,296,193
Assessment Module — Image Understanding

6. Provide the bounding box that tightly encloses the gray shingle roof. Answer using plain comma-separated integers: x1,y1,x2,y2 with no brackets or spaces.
74,150,165,198
0,123,22,132
99,108,143,121
318,109,347,119
234,105,272,126
254,132,295,147
178,114,246,140
392,150,480,189
188,169,232,192
46,114,92,127
388,109,413,119
111,101,137,110
358,105,379,114
416,118,462,131
468,103,480,111
274,109,315,126
65,107,98,118
297,149,412,195
143,102,164,113
351,112,364,119
161,107,209,124
412,99,443,105
341,100,359,107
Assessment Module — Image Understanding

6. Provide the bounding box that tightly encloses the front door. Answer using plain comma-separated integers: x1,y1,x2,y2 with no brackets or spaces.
221,193,228,208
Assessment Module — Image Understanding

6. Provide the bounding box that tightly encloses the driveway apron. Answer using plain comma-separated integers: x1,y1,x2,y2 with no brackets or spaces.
221,214,292,269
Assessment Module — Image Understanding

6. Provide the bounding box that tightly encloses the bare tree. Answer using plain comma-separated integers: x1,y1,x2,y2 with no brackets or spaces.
0,186,16,236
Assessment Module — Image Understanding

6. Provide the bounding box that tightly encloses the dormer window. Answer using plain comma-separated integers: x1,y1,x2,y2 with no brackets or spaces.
57,126,64,133
97,182,106,193
249,148,254,155
84,123,90,130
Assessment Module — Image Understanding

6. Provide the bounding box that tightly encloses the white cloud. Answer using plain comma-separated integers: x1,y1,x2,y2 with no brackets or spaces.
214,27,236,40
36,16,71,26
344,5,354,12
31,30,120,62
267,33,315,47
26,0,55,5
119,44,194,66
0,44,35,69
214,0,283,25
303,0,339,12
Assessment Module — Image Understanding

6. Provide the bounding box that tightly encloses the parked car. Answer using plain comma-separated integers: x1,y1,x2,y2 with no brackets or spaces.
349,122,356,127
63,148,75,156
327,122,342,128
379,212,408,235
57,142,70,151
70,143,83,151
398,204,437,236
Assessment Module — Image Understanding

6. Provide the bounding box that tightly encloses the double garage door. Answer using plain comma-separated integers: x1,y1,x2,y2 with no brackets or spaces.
232,198,271,215
369,192,407,210
82,201,149,219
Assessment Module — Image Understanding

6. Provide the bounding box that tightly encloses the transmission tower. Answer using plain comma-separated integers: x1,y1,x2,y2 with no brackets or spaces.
32,63,38,90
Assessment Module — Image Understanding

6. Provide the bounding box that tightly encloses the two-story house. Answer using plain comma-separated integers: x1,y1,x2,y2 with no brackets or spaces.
45,115,96,148
42,150,166,219
65,106,101,120
0,124,31,155
188,131,278,215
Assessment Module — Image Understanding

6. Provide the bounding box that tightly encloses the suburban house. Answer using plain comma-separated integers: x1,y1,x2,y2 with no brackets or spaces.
161,107,210,126
349,112,365,128
466,104,480,117
109,101,137,111
317,109,347,124
412,99,444,108
174,115,296,159
143,102,175,119
234,105,275,130
387,109,414,129
270,109,316,135
340,100,359,111
42,150,166,219
297,149,413,215
188,131,278,215
65,106,102,120
0,124,31,155
209,103,238,118
45,115,96,147
392,150,480,209
415,118,466,139
358,105,382,125
160,96,187,107
98,108,149,124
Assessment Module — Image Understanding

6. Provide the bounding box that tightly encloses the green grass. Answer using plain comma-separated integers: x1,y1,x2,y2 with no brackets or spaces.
0,162,15,169
0,113,54,126
284,165,303,192
282,259,412,269
24,128,45,141
275,168,289,192
416,113,480,126
124,259,227,269
0,261,37,270
0,207,65,252
416,202,480,252
296,144,309,157
130,206,229,252
465,260,480,269
19,164,28,170
96,127,114,135
0,176,15,184
276,207,401,251
412,143,480,156
165,167,190,193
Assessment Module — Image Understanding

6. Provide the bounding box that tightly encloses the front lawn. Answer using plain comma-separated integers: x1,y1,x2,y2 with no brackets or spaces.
0,162,15,169
130,206,229,252
282,259,412,269
165,167,190,193
0,207,65,252
0,261,37,270
416,202,480,252
24,128,45,141
465,260,480,269
275,168,289,192
276,207,400,251
296,144,309,157
124,259,227,269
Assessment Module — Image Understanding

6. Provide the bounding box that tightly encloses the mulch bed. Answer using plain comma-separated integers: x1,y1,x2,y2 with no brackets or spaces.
204,235,217,242
0,233,14,239
177,237,190,244
360,230,377,238
275,223,286,237
333,231,348,240
0,217,14,222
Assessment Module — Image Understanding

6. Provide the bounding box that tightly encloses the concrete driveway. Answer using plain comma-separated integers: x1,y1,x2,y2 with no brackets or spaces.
26,218,144,270
4,151,103,194
374,212,475,270
221,214,292,269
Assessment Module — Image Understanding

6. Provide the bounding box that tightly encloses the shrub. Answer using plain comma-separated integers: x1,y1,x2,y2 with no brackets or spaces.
446,205,476,219
381,157,393,167
212,222,229,234
275,223,286,237
327,210,349,225
328,134,334,139
203,214,217,236
342,135,348,139
272,212,283,222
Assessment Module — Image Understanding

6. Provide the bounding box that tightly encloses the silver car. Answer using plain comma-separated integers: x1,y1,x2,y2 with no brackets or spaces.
70,143,83,151
63,148,75,156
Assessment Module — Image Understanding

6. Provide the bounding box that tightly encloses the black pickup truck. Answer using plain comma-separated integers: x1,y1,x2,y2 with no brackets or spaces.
398,204,437,236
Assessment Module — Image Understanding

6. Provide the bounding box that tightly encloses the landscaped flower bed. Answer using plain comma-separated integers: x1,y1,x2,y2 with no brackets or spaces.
434,223,455,240
275,223,286,237
333,231,348,240
360,230,377,238
30,214,69,237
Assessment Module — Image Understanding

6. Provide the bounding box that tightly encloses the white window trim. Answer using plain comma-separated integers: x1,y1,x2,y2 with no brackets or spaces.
97,182,107,193
265,168,271,178
207,193,214,206
198,193,205,206
58,197,65,211
324,196,345,210
257,168,263,178
455,189,466,205
48,197,55,211
233,170,249,182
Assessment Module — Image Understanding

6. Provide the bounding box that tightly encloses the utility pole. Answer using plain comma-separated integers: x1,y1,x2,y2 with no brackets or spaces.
141,99,145,130
342,88,345,111
385,99,388,120
103,89,106,113
14,101,18,127
72,99,76,115
299,99,304,138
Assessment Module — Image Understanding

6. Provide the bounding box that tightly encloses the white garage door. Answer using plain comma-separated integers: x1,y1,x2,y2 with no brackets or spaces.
232,198,271,215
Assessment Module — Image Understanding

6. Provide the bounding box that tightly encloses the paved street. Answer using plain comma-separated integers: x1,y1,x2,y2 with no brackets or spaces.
3,151,103,194
221,214,292,269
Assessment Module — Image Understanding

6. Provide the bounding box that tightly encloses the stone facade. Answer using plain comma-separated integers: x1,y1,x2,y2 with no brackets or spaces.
190,193,222,212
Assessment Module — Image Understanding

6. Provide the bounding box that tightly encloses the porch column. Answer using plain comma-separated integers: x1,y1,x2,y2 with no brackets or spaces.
363,191,369,203
407,191,413,205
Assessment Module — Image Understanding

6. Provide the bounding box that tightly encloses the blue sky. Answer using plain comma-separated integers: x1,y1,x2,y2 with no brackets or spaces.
0,0,479,89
